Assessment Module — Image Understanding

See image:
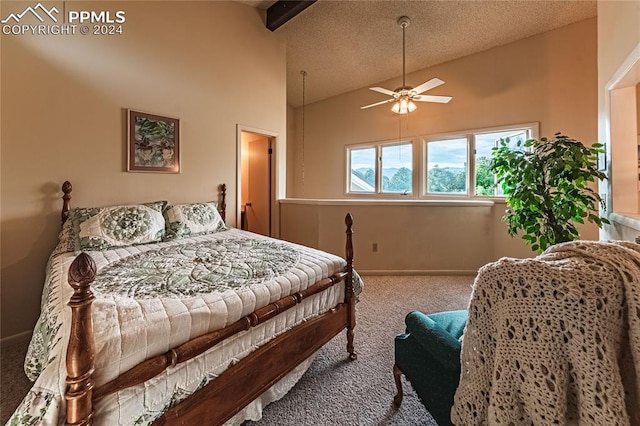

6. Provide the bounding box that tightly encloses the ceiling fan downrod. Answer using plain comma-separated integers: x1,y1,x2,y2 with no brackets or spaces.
398,16,410,89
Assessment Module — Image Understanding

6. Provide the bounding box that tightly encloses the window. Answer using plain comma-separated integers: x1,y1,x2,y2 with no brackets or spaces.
348,147,376,193
347,140,414,195
474,129,530,196
423,123,537,197
381,143,413,194
346,123,537,198
425,138,468,194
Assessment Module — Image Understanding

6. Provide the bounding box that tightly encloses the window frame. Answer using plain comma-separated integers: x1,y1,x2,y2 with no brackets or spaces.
422,134,471,198
421,122,539,199
345,143,377,194
344,122,539,200
345,138,417,197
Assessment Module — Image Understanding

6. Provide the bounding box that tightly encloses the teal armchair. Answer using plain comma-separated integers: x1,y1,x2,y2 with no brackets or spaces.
393,310,468,426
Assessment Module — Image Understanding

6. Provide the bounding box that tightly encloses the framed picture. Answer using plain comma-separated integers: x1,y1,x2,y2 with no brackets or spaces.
127,110,180,173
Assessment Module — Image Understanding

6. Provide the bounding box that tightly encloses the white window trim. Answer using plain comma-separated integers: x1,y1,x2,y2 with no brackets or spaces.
345,137,417,198
422,122,539,200
345,122,539,200
345,143,377,195
422,134,471,198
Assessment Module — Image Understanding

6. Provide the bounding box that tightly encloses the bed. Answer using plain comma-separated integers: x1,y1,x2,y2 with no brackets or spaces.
9,181,361,425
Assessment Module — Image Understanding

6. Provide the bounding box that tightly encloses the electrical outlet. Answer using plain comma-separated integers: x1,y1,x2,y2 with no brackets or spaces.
372,243,378,252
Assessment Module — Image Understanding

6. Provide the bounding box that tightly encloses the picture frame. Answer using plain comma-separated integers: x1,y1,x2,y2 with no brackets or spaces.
127,109,180,173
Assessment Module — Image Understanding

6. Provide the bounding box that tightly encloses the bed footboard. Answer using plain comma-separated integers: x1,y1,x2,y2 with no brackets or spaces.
345,213,357,361
65,253,97,426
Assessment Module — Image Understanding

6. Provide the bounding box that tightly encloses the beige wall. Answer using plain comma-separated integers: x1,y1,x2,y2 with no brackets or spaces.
286,104,296,198
280,200,498,274
610,87,639,213
283,18,598,268
637,83,640,137
289,18,598,199
0,1,286,338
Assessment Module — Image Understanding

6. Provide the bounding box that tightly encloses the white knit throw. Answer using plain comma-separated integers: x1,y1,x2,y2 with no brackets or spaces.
452,241,640,425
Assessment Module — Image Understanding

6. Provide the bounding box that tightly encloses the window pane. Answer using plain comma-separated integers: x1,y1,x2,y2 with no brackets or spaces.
349,147,376,192
381,143,413,194
426,138,467,194
475,130,528,196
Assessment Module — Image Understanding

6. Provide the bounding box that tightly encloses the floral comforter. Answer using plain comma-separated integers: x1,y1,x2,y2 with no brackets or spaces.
8,228,361,425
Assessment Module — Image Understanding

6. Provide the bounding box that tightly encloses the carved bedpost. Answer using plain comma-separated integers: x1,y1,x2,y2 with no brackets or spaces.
65,253,97,426
219,183,227,222
62,181,72,224
345,213,357,360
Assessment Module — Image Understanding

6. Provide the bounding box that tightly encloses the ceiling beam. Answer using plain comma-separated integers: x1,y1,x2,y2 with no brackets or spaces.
266,1,316,32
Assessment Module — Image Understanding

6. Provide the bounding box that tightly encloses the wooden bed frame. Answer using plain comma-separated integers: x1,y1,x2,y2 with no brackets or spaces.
59,181,357,426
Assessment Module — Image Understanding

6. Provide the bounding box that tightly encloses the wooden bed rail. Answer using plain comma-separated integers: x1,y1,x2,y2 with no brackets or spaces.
61,181,356,425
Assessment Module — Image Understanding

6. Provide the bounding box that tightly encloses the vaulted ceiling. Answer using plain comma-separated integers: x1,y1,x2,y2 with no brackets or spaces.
242,0,597,108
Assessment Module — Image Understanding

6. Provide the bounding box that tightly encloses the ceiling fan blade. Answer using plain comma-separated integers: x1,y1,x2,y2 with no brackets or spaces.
360,98,395,109
369,87,398,97
412,78,445,95
414,95,453,103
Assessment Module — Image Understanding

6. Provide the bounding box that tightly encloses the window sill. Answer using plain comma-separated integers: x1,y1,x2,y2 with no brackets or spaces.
279,198,495,207
609,212,640,232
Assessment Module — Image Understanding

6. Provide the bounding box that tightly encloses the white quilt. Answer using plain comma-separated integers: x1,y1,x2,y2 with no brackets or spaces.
9,228,360,425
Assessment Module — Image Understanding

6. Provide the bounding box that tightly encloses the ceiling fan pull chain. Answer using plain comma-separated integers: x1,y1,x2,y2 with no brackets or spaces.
301,70,307,197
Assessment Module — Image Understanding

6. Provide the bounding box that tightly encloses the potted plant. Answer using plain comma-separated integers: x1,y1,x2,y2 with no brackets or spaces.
490,132,609,252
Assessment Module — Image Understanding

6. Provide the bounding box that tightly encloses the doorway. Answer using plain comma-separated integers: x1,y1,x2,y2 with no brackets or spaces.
239,129,276,237
605,44,640,214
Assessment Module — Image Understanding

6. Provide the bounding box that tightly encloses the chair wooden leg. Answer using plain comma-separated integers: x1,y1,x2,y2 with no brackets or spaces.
393,363,404,407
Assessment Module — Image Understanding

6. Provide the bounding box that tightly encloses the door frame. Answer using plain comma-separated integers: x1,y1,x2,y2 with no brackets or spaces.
236,124,280,237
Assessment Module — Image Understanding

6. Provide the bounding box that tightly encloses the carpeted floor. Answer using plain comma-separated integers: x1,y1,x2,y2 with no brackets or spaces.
1,275,474,425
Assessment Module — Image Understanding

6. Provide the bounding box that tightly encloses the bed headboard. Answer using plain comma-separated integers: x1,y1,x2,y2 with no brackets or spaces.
62,181,72,224
60,181,228,224
218,183,226,221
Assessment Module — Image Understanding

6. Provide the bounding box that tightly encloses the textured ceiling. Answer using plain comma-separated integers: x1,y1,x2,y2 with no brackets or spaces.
243,0,597,108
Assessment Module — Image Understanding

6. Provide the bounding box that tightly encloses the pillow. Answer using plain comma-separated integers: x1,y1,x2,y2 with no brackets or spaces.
51,217,75,256
164,201,228,240
69,201,167,251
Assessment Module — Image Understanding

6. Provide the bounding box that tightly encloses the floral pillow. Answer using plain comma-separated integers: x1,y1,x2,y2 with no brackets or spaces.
164,201,228,240
69,201,167,251
51,217,75,256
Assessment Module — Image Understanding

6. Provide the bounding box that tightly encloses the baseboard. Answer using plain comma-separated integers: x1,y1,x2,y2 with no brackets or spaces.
0,330,32,347
358,269,477,276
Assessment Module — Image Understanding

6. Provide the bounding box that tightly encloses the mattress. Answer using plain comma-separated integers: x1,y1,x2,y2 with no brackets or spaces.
9,228,361,425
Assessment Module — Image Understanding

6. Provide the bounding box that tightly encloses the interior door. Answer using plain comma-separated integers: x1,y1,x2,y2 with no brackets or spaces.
243,133,272,236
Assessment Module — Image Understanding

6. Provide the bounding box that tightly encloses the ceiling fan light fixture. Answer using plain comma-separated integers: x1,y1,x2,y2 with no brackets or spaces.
359,15,451,113
391,97,416,114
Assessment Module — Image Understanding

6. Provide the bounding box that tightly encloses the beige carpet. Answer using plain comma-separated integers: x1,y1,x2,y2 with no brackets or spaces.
1,275,474,425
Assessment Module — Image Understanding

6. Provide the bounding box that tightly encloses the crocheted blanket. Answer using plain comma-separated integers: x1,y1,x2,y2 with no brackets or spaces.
452,241,640,425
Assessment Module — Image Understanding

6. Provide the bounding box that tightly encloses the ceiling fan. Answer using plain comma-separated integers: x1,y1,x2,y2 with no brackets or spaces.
361,16,452,114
